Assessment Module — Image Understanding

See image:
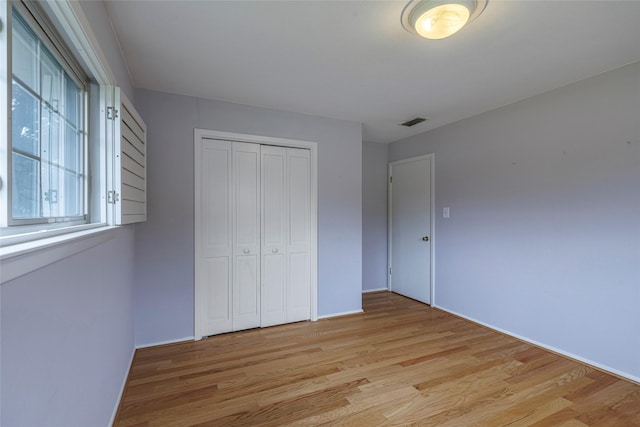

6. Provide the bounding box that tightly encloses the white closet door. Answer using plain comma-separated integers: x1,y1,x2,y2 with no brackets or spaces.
261,146,287,327
261,146,311,326
200,140,233,336
233,143,261,331
286,148,311,323
196,138,312,337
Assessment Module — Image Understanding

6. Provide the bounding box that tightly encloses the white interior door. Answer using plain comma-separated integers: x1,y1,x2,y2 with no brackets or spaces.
389,155,433,304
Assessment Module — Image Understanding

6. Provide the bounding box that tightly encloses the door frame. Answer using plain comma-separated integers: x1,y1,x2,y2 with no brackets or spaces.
194,128,318,340
387,153,436,306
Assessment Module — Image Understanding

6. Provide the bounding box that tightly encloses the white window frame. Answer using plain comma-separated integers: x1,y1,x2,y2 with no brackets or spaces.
6,3,90,230
0,0,135,284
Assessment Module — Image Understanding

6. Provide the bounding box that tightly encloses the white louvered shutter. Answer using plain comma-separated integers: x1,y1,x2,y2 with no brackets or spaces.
107,87,147,225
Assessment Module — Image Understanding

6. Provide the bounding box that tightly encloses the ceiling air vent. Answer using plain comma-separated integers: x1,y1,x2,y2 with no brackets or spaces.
400,117,427,127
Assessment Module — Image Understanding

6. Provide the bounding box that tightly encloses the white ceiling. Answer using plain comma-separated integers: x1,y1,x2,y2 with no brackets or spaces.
104,0,640,143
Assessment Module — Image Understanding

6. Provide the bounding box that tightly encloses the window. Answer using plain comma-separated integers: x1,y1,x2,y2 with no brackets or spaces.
1,0,105,247
11,10,88,225
0,0,146,258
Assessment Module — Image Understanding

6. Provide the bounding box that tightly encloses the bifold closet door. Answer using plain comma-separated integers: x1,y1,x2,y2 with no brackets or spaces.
261,146,311,327
198,140,310,337
200,140,260,336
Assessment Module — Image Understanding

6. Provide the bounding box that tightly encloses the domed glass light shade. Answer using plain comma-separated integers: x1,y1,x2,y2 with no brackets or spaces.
401,0,488,40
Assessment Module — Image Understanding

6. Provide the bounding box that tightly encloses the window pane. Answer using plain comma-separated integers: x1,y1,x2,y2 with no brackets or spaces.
12,13,38,91
64,170,82,216
64,124,81,173
12,153,40,219
11,82,39,156
41,49,62,111
41,105,61,166
64,74,81,128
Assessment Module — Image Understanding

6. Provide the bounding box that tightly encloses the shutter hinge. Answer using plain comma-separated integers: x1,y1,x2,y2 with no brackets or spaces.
107,191,120,204
107,106,119,120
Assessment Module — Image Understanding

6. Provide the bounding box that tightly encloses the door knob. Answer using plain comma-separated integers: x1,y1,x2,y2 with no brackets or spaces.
422,236,429,241
272,248,278,253
243,248,250,254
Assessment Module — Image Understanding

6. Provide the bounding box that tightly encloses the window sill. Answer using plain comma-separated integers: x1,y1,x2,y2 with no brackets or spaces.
0,225,120,285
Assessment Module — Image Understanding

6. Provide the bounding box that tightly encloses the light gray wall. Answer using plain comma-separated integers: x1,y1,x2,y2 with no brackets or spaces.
1,2,137,424
133,90,363,346
1,227,136,426
362,141,389,292
389,62,640,380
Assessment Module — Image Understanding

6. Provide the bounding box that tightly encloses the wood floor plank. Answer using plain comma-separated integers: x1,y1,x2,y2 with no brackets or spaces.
114,291,640,426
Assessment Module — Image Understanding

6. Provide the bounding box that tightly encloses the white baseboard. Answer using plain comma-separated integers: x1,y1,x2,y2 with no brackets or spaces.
437,306,640,384
135,336,195,349
318,309,363,320
109,345,135,426
362,288,388,294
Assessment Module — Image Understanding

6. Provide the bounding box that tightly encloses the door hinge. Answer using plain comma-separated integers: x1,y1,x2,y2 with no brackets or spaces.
389,268,392,275
107,191,120,204
107,106,119,120
389,176,392,184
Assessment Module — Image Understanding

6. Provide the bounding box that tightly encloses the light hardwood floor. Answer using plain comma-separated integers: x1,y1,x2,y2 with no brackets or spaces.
115,292,640,426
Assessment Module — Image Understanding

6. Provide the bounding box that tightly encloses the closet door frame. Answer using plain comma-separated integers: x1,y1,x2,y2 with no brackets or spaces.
194,128,318,340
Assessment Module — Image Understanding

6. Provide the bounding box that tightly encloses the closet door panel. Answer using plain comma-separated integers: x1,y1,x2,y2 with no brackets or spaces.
288,150,311,248
233,254,260,330
261,253,286,327
288,252,310,322
232,143,261,331
262,149,286,247
261,146,287,326
287,148,311,321
200,140,233,335
204,142,232,254
234,145,260,247
205,257,231,334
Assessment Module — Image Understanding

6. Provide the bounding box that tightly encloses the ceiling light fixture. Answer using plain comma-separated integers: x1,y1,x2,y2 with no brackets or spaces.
401,0,488,40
